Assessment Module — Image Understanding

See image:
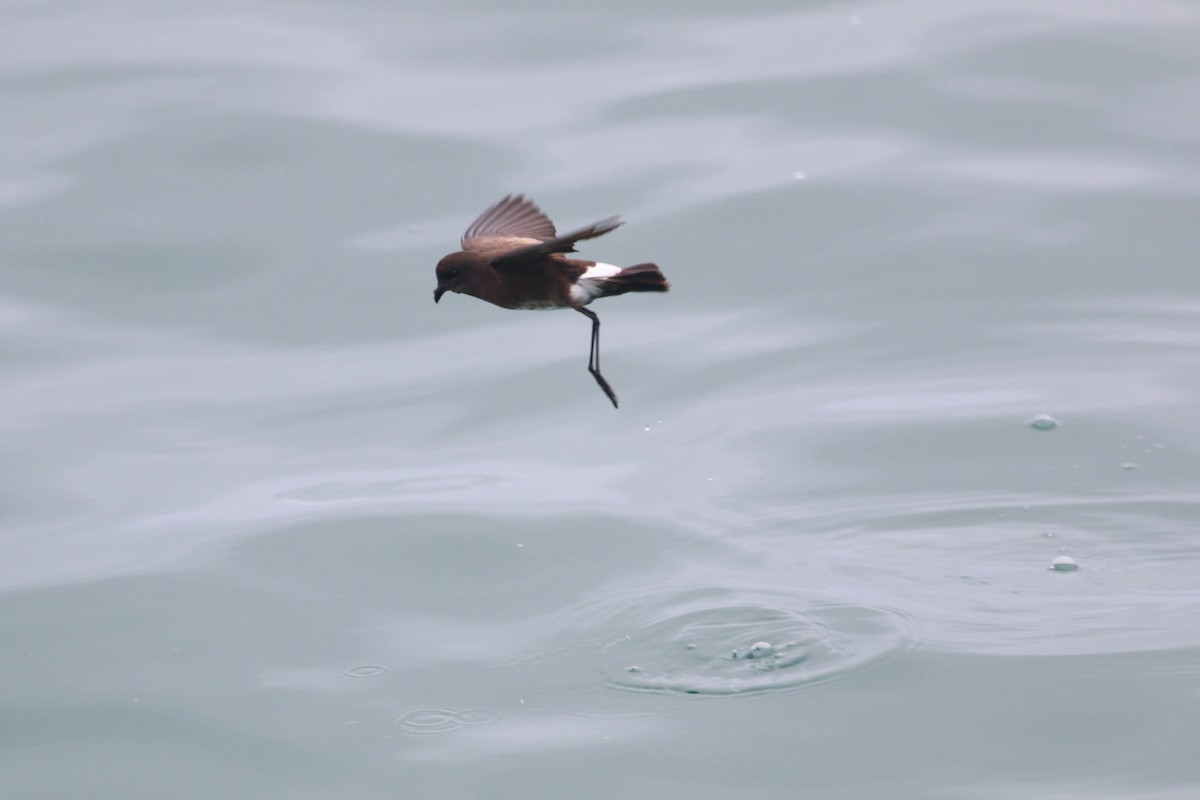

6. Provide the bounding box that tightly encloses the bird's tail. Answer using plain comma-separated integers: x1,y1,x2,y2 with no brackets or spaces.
609,263,670,294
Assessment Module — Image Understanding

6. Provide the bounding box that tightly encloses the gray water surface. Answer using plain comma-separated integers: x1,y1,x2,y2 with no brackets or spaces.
4,1,1200,798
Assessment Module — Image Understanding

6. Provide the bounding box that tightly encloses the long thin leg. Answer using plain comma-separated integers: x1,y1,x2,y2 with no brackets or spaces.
575,306,618,408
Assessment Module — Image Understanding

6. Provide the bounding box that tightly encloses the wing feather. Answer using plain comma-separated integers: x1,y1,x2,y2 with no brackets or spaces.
491,217,623,270
462,194,557,249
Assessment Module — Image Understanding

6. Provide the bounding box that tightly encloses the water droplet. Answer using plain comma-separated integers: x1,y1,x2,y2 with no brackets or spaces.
1049,556,1079,572
1028,414,1058,431
792,170,807,180
1042,531,1055,538
643,425,651,432
1120,462,1140,471
627,665,642,673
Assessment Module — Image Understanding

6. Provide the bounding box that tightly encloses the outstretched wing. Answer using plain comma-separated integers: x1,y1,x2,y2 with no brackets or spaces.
491,216,624,271
462,194,557,249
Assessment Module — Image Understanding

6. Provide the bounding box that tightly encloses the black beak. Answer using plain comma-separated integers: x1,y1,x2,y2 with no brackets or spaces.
433,286,446,303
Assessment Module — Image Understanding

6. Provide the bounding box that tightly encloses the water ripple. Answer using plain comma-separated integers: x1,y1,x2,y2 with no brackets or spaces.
393,707,503,735
755,494,1200,656
341,664,389,678
521,585,910,697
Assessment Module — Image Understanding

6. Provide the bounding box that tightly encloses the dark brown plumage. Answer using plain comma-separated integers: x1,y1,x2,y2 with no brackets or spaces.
434,195,669,408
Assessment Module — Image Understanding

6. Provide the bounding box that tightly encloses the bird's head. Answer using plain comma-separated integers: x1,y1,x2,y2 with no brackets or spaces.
434,251,492,303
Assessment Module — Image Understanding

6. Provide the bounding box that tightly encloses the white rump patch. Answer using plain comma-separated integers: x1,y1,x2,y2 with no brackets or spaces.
570,262,622,305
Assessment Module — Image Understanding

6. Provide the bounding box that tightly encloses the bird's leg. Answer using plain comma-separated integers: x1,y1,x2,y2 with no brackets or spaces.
575,306,618,408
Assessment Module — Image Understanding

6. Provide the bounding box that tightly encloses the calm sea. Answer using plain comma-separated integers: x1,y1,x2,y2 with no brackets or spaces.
3,1,1200,798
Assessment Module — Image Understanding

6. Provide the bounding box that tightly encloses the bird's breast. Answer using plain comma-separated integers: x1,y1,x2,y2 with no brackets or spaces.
507,298,569,310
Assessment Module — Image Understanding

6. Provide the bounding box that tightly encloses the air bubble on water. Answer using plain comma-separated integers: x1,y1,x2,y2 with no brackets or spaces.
1120,462,1139,471
1028,414,1058,431
745,642,775,659
1049,555,1079,572
627,666,642,674
643,425,651,432
731,642,776,660
1042,531,1055,538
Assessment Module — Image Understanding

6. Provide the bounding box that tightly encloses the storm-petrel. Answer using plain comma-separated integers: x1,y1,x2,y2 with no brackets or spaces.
433,194,669,408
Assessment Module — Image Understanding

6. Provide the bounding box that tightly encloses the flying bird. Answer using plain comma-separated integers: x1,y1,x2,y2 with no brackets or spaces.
433,194,669,408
